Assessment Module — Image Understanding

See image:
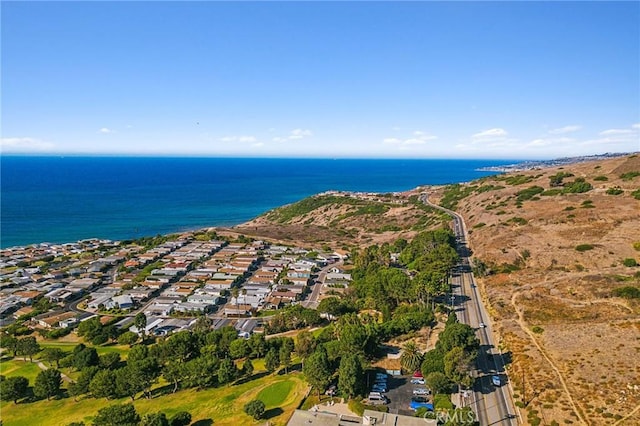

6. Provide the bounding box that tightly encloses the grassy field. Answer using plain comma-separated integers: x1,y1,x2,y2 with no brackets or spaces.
0,358,43,383
39,341,131,359
0,371,309,426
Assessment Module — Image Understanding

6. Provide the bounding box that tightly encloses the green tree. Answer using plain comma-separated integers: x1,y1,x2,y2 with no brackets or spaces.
99,352,121,370
229,338,250,359
338,353,364,399
295,330,316,368
118,331,139,346
134,312,147,342
400,341,423,374
17,336,40,361
162,361,186,393
303,347,332,397
444,347,474,389
72,344,99,370
0,334,19,357
217,357,237,386
242,358,254,378
243,399,266,420
279,345,292,374
68,366,99,401
140,412,169,426
90,369,117,399
421,349,445,376
0,376,29,403
34,368,62,400
169,411,192,426
41,347,67,368
164,331,198,363
265,348,280,373
437,323,479,354
93,403,140,426
425,371,450,394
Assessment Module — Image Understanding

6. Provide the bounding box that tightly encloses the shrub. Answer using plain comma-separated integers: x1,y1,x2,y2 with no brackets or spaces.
606,187,624,195
541,189,562,196
473,223,486,229
563,178,593,194
593,175,608,181
622,258,638,267
516,186,545,202
612,286,640,299
620,171,640,181
632,189,640,200
508,217,528,226
532,326,544,334
575,244,594,252
634,242,640,251
243,399,266,420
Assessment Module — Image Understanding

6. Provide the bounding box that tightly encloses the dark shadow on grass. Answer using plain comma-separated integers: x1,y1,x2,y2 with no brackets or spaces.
191,419,214,426
263,407,284,420
234,370,270,385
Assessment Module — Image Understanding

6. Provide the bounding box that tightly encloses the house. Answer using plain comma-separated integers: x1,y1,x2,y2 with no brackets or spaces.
111,295,134,310
34,311,78,329
68,278,100,291
224,304,255,317
87,294,114,310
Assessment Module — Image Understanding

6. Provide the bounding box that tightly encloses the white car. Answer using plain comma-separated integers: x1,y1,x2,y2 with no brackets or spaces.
410,378,425,385
479,322,486,328
412,387,431,396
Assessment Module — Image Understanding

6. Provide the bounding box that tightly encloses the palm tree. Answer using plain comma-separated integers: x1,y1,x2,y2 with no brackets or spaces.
400,341,423,374
242,288,247,306
231,287,240,307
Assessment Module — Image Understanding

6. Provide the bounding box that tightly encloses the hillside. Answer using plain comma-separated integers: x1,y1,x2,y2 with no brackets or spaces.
234,154,640,425
429,154,640,425
234,191,451,249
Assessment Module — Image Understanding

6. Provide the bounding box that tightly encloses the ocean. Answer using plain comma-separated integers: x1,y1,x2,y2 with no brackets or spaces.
0,156,516,248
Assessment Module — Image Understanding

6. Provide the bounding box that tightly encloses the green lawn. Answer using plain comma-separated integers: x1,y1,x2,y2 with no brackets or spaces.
257,380,295,407
0,358,43,383
0,372,309,426
39,341,131,359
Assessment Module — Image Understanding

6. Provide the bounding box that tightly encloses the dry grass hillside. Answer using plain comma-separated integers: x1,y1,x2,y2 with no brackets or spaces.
234,191,451,249
430,154,640,425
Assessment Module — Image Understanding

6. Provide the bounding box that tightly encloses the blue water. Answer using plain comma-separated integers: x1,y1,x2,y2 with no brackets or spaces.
1,156,515,248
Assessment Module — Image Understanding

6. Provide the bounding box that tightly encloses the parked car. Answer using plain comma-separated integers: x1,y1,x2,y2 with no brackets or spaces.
372,384,388,393
412,387,431,396
410,378,425,385
325,384,337,396
479,322,486,328
375,373,388,380
410,396,434,411
368,394,388,405
412,370,423,378
491,375,501,386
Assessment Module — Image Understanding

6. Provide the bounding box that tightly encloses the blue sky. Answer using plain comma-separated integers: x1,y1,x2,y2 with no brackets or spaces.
2,1,639,159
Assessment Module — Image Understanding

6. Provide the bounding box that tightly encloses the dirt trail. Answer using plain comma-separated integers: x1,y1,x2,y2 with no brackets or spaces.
36,361,73,383
510,292,588,425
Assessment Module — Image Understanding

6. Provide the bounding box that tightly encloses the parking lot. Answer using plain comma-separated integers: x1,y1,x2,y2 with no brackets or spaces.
368,374,431,416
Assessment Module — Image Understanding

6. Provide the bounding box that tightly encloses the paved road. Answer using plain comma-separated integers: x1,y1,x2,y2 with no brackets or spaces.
421,193,520,425
302,260,343,309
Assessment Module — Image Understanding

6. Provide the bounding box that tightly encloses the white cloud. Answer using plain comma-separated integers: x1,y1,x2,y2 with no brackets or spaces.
288,129,313,140
271,129,313,143
1,137,54,152
99,127,114,134
251,142,264,148
382,130,437,147
526,137,575,148
549,125,581,135
599,128,633,136
472,128,507,139
632,123,640,129
383,138,402,144
219,135,257,143
238,136,257,143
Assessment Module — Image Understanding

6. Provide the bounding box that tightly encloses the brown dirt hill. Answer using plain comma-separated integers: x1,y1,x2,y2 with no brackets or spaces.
234,191,450,249
430,154,640,425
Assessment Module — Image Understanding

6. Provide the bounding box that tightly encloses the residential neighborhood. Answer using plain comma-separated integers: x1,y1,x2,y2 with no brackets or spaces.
0,231,350,339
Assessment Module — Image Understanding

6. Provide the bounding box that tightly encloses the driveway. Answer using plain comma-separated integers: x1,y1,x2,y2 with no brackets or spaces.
375,375,416,417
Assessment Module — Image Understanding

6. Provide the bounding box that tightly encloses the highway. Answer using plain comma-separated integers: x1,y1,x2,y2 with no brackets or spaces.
421,194,520,425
